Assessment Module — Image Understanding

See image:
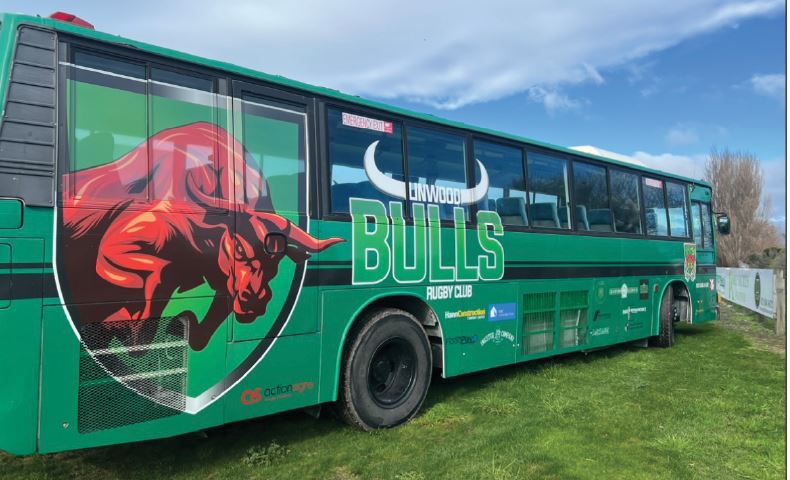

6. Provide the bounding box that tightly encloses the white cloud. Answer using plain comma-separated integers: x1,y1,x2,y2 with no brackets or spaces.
50,0,783,110
527,87,583,114
631,151,708,180
665,125,700,146
750,73,786,99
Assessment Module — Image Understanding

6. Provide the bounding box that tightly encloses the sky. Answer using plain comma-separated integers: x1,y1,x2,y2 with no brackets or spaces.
5,1,786,229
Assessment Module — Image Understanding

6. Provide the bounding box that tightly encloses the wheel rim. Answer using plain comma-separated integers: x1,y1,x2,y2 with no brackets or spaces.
367,337,417,408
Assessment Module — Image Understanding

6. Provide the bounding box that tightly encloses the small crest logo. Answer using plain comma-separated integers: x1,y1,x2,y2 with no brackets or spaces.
480,328,515,346
683,243,697,282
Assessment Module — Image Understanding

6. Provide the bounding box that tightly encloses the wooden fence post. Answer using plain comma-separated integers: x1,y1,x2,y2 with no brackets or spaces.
775,270,785,336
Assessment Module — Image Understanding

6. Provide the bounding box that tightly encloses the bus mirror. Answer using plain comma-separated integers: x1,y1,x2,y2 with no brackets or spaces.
716,213,731,235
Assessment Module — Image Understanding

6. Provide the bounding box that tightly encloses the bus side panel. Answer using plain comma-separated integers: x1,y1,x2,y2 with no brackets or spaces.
0,238,43,455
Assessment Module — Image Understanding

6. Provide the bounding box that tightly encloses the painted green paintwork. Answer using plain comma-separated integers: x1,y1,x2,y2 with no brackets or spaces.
0,13,719,456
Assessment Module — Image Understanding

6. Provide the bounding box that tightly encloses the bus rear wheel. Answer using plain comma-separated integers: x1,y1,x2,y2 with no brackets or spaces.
334,308,432,431
651,287,676,348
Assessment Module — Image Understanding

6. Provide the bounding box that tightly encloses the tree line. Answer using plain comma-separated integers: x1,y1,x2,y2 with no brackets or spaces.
705,149,784,268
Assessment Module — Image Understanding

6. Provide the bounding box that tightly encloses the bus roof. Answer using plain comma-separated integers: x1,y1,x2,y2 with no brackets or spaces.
2,12,711,188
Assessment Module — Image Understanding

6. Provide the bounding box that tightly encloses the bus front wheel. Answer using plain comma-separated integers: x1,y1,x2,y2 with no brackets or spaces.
651,287,676,348
334,308,432,431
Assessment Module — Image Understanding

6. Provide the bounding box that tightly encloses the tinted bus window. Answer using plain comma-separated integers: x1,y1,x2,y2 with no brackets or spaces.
573,161,611,231
643,177,669,236
327,108,404,213
610,170,642,234
240,96,307,214
474,140,527,225
701,202,714,248
149,68,222,207
407,125,467,221
691,202,703,247
527,152,570,229
68,51,147,202
667,182,689,237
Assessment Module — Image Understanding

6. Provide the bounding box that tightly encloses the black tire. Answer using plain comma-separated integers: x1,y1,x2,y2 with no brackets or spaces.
334,308,432,431
651,287,676,348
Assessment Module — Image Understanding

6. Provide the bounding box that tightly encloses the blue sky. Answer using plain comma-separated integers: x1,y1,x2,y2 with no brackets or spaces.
4,1,786,227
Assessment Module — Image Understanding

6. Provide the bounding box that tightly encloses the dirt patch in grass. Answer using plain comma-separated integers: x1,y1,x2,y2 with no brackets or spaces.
717,301,786,357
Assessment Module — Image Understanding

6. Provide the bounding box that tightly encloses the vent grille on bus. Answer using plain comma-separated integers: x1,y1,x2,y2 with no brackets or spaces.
559,290,589,349
0,27,57,206
522,292,555,355
522,290,589,355
77,317,188,433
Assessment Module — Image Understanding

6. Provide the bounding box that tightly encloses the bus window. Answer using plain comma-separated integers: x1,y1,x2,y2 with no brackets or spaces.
691,202,703,247
667,182,689,237
407,125,467,221
643,177,669,236
473,140,527,225
610,170,642,234
573,161,611,231
327,108,404,214
68,50,147,203
527,152,570,229
701,202,714,248
241,96,307,215
149,68,222,207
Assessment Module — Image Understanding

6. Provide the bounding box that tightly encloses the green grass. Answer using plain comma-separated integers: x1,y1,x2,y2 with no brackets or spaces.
1,315,785,479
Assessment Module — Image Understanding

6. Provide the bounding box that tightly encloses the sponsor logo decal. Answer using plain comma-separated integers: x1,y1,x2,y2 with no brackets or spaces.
488,303,517,322
610,283,637,299
622,306,647,317
589,327,610,337
446,335,479,345
241,381,315,405
684,243,697,282
445,308,486,320
639,279,649,300
480,329,515,346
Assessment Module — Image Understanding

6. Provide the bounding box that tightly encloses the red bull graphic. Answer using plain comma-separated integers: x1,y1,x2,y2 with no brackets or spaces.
56,122,342,411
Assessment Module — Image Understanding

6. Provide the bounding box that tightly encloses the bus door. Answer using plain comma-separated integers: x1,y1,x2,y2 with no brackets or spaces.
690,186,717,321
229,82,317,342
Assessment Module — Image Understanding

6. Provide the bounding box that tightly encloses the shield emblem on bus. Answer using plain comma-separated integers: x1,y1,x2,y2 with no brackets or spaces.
55,122,342,415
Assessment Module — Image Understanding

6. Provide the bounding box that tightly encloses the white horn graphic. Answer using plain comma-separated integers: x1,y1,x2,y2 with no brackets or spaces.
364,141,407,199
363,140,489,205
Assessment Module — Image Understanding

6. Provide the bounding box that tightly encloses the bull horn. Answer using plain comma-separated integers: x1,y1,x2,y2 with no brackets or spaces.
284,222,344,263
363,140,489,205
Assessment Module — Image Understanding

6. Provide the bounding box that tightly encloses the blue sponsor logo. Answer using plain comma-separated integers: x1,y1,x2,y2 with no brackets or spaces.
487,303,516,321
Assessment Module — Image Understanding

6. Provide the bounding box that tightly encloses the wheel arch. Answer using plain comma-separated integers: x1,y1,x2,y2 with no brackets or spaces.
655,280,693,330
330,293,445,398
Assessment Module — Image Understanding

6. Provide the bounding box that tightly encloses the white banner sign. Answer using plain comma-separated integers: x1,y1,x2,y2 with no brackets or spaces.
716,267,776,318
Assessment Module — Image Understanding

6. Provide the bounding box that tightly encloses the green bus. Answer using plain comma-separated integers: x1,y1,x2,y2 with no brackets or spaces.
0,12,730,455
